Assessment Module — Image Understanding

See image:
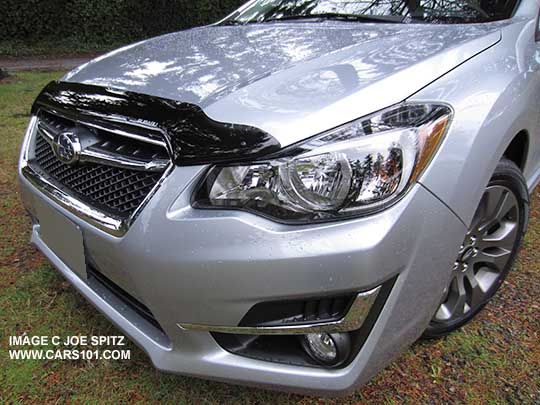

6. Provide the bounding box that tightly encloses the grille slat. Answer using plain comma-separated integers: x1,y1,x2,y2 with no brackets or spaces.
31,112,169,219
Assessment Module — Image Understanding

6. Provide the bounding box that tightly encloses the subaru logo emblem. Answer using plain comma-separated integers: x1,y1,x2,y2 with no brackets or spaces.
52,131,82,165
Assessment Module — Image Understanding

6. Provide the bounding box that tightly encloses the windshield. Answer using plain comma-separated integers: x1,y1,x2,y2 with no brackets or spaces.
227,0,520,24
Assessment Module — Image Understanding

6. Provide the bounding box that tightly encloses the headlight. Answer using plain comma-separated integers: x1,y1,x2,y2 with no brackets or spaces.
193,103,452,223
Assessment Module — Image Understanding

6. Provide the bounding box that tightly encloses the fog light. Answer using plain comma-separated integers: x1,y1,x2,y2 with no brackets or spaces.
302,333,351,367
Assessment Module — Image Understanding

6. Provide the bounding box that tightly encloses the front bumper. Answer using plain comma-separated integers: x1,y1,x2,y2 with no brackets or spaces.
19,157,466,394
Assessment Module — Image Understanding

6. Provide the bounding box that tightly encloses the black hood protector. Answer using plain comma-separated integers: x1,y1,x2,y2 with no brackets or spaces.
32,81,281,166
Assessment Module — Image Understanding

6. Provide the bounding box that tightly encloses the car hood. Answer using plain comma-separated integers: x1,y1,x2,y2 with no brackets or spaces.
65,22,504,146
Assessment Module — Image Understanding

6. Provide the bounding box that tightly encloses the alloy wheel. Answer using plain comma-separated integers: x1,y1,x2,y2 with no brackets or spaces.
433,185,520,323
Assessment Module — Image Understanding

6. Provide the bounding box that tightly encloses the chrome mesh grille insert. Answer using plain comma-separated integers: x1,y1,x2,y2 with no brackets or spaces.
30,111,169,219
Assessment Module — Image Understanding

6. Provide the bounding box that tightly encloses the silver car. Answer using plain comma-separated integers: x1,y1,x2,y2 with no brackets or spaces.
18,0,540,395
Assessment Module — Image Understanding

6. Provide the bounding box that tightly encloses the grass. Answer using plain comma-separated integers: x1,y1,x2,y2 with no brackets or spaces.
1,72,539,403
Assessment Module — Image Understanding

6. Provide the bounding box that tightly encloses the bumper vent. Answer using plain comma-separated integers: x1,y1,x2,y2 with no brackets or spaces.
30,111,170,219
239,295,356,328
87,265,164,333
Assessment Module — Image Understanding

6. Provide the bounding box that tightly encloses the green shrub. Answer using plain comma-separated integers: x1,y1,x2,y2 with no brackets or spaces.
0,0,245,44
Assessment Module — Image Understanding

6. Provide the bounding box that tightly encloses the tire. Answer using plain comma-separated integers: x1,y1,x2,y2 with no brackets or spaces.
423,158,529,339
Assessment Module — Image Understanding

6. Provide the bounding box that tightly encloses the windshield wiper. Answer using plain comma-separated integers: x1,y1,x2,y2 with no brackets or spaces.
221,20,257,26
261,13,405,24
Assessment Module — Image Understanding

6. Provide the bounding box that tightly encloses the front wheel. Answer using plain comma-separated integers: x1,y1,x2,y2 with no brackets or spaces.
424,159,529,338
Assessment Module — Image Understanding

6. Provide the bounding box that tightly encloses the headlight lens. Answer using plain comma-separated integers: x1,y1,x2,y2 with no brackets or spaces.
193,103,452,223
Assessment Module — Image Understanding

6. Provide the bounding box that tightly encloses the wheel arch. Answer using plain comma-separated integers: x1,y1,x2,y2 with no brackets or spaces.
502,130,529,172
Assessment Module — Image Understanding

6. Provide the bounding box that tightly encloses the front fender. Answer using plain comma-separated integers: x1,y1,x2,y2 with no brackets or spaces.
410,18,539,227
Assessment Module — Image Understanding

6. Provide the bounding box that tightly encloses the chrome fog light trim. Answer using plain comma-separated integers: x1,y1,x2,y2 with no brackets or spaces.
177,286,380,335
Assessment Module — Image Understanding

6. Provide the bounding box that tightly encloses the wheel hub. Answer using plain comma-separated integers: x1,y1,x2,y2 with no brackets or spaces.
460,244,476,263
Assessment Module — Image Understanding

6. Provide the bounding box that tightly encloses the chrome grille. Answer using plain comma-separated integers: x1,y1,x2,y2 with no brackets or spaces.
30,111,170,219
